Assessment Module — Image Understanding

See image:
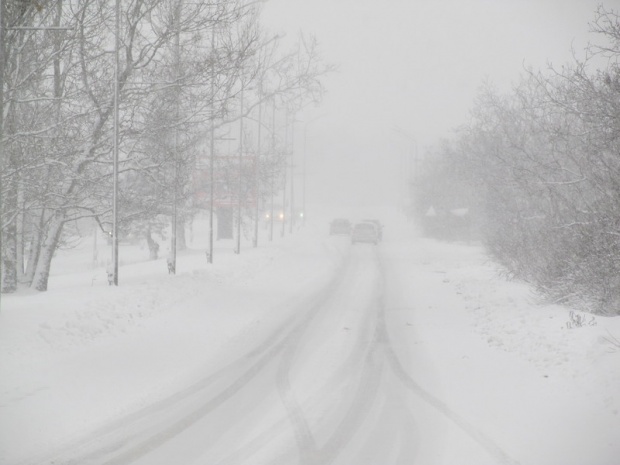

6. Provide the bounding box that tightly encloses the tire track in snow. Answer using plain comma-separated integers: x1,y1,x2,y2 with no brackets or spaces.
215,243,522,465
273,246,382,465
218,246,386,465
316,328,384,464
376,250,521,465
271,246,388,465
20,250,354,465
276,330,320,465
270,247,383,464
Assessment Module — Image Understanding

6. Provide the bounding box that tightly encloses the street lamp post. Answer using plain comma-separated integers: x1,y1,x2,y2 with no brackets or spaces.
289,114,295,234
269,96,276,241
0,0,5,297
253,84,262,248
111,0,120,286
208,24,216,264
281,109,289,238
235,82,244,254
169,0,183,275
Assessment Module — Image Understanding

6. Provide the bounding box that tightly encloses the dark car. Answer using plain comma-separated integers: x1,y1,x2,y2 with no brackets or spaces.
351,222,379,244
330,218,351,235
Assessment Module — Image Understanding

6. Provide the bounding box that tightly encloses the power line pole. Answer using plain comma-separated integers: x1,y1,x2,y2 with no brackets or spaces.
0,0,5,298
112,0,120,286
289,115,295,234
269,96,276,241
281,109,288,238
235,83,244,254
170,0,183,274
302,121,307,228
253,83,262,248
208,24,216,264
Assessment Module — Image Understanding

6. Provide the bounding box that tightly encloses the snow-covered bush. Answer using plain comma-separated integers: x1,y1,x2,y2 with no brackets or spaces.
414,6,620,316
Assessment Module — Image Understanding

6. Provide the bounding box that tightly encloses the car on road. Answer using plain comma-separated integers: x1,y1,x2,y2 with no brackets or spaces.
264,206,285,228
330,218,352,235
351,222,379,245
361,219,383,240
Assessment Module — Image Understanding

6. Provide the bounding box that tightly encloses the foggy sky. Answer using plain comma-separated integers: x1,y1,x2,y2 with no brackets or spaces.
261,0,606,208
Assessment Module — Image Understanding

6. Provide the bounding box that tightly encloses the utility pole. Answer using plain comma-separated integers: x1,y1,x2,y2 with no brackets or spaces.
170,0,183,274
235,83,244,254
0,0,5,297
112,0,120,286
281,109,288,238
269,97,276,241
302,121,307,228
289,116,295,234
253,84,262,248
208,24,216,264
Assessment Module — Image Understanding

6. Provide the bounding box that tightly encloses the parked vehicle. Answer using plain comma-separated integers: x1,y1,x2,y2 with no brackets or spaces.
351,222,378,244
330,218,351,235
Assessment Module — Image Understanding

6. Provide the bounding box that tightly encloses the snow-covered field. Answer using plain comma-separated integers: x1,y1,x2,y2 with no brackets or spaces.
1,208,619,464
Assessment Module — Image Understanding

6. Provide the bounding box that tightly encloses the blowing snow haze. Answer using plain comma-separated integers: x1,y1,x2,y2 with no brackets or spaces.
261,0,601,208
2,0,620,463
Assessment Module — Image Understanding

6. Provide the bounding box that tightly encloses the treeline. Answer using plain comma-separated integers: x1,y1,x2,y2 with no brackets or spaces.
0,0,330,292
413,6,620,315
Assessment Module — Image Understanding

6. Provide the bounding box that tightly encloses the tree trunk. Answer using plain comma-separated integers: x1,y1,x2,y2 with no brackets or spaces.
1,158,17,293
23,209,45,287
177,214,186,251
31,213,65,292
145,230,159,260
1,225,17,293
16,176,25,283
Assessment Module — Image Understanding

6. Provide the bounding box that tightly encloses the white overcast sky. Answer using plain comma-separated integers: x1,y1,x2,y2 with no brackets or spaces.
260,0,608,208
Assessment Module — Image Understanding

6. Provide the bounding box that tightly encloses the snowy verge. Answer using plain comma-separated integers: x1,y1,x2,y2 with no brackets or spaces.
382,234,620,465
0,224,348,464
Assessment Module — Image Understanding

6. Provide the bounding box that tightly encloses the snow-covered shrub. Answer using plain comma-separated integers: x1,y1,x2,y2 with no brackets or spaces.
414,6,620,316
566,311,597,329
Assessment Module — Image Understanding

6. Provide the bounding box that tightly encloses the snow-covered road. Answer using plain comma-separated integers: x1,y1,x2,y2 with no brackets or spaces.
1,211,619,464
18,242,516,465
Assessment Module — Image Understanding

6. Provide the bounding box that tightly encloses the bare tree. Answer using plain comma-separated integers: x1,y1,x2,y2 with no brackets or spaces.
1,0,333,292
415,6,620,314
